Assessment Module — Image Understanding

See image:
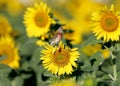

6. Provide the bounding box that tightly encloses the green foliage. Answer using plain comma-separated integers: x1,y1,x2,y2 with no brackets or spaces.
0,64,12,86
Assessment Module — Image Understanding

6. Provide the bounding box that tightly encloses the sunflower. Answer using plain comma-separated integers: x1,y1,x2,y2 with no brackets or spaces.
0,36,20,68
40,42,80,76
6,0,24,16
23,2,55,37
63,20,83,44
81,43,110,59
81,44,101,56
0,15,12,36
101,49,110,59
74,0,105,35
90,5,120,42
51,78,76,86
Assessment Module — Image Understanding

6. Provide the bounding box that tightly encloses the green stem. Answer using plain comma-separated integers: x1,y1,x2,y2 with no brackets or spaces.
112,54,117,81
113,64,117,81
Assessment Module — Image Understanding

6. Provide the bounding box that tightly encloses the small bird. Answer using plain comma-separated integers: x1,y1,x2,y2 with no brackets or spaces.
50,27,63,45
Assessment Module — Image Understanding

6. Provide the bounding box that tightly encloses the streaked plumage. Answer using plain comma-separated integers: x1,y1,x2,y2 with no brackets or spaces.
50,27,63,45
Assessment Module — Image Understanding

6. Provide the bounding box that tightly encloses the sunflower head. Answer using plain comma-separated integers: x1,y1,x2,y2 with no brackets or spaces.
51,78,76,86
0,36,20,69
100,11,118,32
81,44,101,56
90,5,120,42
52,44,70,67
23,2,55,37
40,42,80,76
101,49,110,59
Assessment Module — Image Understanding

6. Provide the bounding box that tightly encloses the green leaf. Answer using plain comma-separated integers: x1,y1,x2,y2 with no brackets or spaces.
30,46,44,66
33,65,44,74
77,73,97,86
21,61,31,71
36,73,49,86
115,50,120,72
81,65,93,72
90,52,104,71
19,38,37,56
12,76,24,86
117,71,120,79
80,54,93,72
21,74,32,79
43,70,53,77
0,64,11,74
78,34,102,49
0,76,11,86
100,58,113,75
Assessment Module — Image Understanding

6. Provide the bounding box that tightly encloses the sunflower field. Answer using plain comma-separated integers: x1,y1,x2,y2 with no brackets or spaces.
0,0,120,86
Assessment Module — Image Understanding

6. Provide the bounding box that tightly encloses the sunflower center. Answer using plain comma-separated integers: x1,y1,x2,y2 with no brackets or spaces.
34,12,48,27
0,47,13,63
53,48,70,67
0,48,8,56
101,13,119,32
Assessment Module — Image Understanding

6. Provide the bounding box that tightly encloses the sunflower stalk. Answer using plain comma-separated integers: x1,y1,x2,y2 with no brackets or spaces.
111,50,117,81
113,64,117,81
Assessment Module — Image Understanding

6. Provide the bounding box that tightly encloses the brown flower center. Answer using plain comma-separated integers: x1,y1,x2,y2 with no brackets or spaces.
53,48,70,67
0,47,13,63
34,12,48,27
101,13,119,32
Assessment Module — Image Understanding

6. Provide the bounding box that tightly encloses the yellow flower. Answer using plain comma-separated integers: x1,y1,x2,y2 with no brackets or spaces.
81,44,110,59
0,15,12,36
74,0,104,34
115,0,120,10
23,2,55,37
90,5,120,42
6,0,24,16
40,42,80,76
51,78,76,86
63,21,83,44
101,49,110,59
82,74,97,86
0,36,20,69
81,44,101,56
